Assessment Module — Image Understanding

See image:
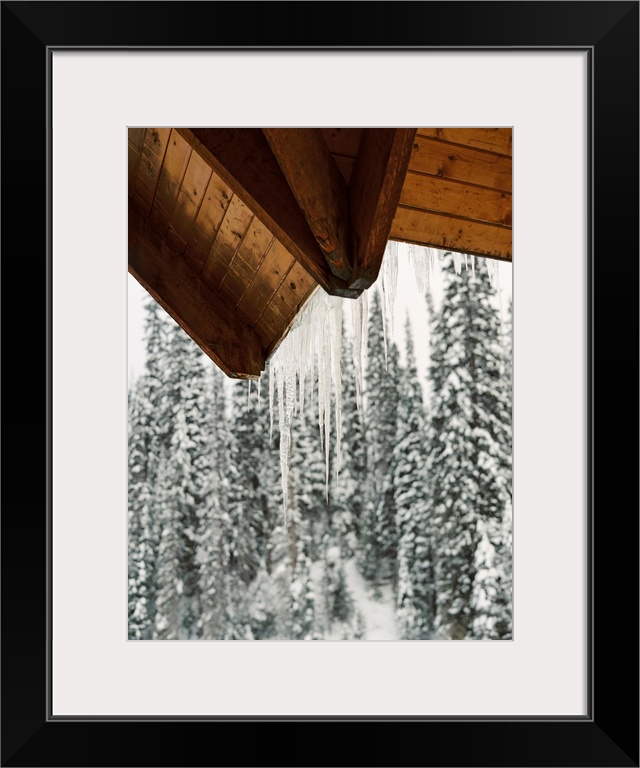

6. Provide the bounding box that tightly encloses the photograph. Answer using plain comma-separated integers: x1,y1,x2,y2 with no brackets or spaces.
127,127,514,642
2,1,637,764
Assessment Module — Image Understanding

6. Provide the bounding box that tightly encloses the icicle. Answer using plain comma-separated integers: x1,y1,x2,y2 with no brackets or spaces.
349,294,363,409
256,374,261,406
329,296,343,487
378,241,399,369
496,260,506,335
431,248,439,283
409,243,428,294
380,296,389,371
277,367,296,523
247,378,252,406
349,290,368,413
421,246,441,296
317,340,328,453
268,361,275,442
299,364,306,418
277,366,285,464
359,291,369,410
453,251,462,275
413,245,439,294
269,287,345,517
485,257,493,287
481,257,506,334
485,256,499,288
464,253,468,272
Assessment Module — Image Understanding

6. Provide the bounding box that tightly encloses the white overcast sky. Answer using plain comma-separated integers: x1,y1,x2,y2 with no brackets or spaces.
128,245,513,391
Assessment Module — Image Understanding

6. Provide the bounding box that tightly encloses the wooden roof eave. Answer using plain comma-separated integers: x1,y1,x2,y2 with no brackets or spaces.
176,128,360,299
177,127,418,296
129,205,265,379
128,126,512,380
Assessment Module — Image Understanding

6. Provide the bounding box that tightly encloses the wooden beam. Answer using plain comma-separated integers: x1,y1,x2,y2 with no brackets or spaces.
176,128,360,299
347,128,417,290
128,203,265,379
263,128,352,281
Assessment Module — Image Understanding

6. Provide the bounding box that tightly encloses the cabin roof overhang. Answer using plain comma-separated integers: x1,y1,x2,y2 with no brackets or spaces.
128,127,512,378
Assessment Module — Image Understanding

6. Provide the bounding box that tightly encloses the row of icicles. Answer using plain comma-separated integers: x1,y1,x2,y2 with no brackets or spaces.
250,244,504,518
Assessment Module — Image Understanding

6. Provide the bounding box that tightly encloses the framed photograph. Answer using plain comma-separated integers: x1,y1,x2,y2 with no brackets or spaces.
2,2,637,766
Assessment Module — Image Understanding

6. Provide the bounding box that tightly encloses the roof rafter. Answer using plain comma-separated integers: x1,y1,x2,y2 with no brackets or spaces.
263,128,353,281
176,128,360,298
348,128,417,290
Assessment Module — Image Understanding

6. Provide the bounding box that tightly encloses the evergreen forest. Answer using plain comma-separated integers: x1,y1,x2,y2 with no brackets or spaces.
128,253,513,640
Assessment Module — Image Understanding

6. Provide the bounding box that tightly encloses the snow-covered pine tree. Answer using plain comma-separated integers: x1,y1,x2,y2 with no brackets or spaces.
209,370,284,639
127,297,169,638
290,380,331,560
470,296,513,640
248,435,319,640
502,297,514,633
227,377,273,585
322,543,362,639
153,319,212,638
256,367,284,578
393,316,436,639
427,254,512,639
257,513,292,638
335,319,367,556
154,453,181,639
359,289,400,584
197,365,232,640
285,503,317,640
127,383,156,639
503,297,513,506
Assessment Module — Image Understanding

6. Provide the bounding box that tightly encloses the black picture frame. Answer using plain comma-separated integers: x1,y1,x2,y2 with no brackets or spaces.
2,2,638,766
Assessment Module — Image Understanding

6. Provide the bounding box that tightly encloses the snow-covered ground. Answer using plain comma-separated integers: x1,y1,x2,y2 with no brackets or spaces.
343,558,399,640
311,558,400,640
309,555,399,640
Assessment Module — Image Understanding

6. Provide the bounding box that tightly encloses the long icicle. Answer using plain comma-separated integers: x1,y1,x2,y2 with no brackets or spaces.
379,241,399,368
269,288,346,517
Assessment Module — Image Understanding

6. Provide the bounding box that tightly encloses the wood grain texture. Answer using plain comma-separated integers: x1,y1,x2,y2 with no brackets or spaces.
200,195,254,288
321,128,364,183
268,260,317,317
128,128,145,196
176,128,359,298
263,128,352,280
409,135,512,192
183,170,234,271
129,203,265,378
166,149,213,253
218,217,275,310
400,172,512,227
238,240,296,322
348,128,417,290
149,130,192,236
390,206,512,260
331,155,356,184
261,268,318,359
417,128,512,156
321,128,363,160
130,128,170,215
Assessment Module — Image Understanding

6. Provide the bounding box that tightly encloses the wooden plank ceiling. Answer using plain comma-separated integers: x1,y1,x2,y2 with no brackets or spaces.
129,127,512,379
391,128,512,259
